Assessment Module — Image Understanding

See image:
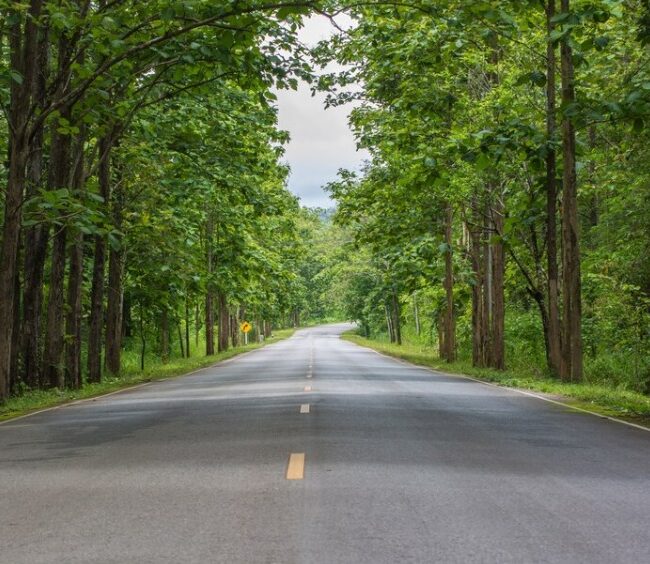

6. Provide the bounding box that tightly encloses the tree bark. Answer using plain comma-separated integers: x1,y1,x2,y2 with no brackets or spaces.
65,235,84,389
178,321,185,359
391,287,402,346
205,216,215,356
0,1,45,401
442,203,456,362
10,247,22,394
64,133,87,389
230,312,240,348
560,0,583,381
20,23,49,390
87,136,113,383
546,0,563,377
185,298,191,358
490,196,505,369
43,227,67,389
161,308,169,363
217,292,229,353
105,185,124,376
468,213,486,367
413,292,421,337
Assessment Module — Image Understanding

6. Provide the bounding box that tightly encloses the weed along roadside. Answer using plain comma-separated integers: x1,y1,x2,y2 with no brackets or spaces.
0,329,295,423
343,331,650,427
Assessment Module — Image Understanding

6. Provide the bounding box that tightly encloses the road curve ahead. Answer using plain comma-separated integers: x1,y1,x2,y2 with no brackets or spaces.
1,324,649,563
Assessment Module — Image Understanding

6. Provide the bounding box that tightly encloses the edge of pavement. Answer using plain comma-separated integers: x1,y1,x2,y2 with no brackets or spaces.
0,329,296,426
342,333,650,433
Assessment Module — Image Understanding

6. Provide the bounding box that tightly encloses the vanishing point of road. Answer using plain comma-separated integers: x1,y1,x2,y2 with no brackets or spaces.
1,324,649,563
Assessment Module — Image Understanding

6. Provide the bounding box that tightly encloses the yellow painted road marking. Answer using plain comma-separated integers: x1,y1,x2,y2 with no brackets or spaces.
300,403,310,414
304,386,312,392
286,453,305,480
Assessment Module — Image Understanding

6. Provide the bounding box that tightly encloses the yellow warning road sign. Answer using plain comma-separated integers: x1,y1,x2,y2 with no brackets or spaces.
240,321,252,334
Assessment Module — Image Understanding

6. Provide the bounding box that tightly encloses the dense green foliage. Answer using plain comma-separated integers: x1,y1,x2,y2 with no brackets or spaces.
0,0,326,401
1,0,648,409
314,1,650,393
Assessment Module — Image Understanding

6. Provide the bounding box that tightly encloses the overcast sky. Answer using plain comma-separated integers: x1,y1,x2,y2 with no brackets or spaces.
275,16,367,209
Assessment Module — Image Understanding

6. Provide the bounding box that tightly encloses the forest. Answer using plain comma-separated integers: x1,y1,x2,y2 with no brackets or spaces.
1,1,649,414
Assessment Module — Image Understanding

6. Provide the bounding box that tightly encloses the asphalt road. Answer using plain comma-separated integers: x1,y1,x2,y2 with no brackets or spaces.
1,324,649,563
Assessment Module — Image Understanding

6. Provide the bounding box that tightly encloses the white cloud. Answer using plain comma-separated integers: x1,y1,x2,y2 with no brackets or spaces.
274,15,368,208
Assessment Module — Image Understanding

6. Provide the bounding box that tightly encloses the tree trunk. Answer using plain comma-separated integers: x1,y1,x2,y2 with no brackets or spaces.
10,247,22,394
87,137,113,383
185,298,191,358
391,288,402,346
43,226,67,389
469,216,486,367
413,292,421,337
64,234,84,389
178,321,185,359
20,25,49,390
205,217,215,356
560,0,583,381
490,197,505,369
230,312,240,348
64,130,86,390
161,309,169,363
105,178,124,376
217,291,229,352
385,305,394,343
0,0,45,401
42,123,73,389
546,0,563,378
139,304,146,372
443,204,456,362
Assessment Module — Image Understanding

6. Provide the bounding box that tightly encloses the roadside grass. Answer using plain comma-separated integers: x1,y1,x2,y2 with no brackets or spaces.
343,332,650,423
0,329,295,422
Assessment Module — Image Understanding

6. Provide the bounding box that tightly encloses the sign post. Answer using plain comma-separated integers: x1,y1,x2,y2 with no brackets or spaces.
240,321,252,345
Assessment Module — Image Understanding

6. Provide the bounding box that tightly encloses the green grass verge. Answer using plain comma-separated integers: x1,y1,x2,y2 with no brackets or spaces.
0,328,296,423
343,332,650,424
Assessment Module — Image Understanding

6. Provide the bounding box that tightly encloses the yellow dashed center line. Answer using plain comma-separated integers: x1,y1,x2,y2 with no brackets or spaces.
286,453,305,480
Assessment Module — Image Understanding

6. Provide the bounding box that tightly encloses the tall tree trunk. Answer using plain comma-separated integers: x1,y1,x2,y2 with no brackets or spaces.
178,322,185,359
105,198,124,376
490,196,505,369
65,234,84,389
161,309,169,363
546,0,563,377
217,292,229,353
185,298,191,358
205,216,215,356
482,211,492,367
64,134,86,389
87,136,113,383
230,312,240,348
385,305,394,343
10,246,22,394
41,12,77,390
391,288,402,346
139,304,146,372
413,292,421,337
469,216,486,367
560,0,583,381
43,226,68,389
442,203,455,362
0,0,45,401
20,25,49,390
42,121,73,389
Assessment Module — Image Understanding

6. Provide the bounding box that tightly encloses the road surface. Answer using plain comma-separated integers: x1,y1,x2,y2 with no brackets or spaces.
1,324,649,563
